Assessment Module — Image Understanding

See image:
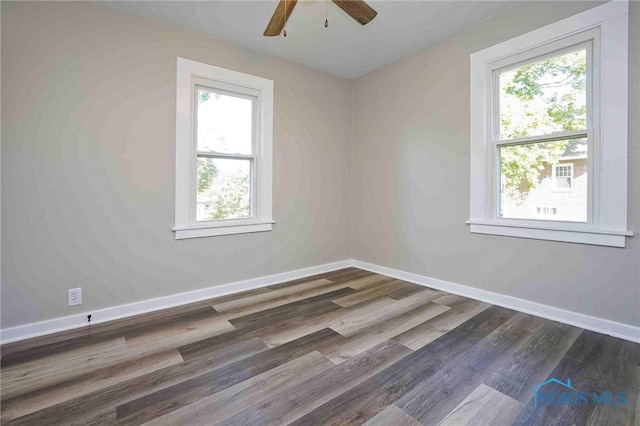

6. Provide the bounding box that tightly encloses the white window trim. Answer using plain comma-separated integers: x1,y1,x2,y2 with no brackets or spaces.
174,58,274,239
552,162,574,192
468,0,632,248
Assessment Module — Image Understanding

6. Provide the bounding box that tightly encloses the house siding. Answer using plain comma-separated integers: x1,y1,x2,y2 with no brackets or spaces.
503,158,588,222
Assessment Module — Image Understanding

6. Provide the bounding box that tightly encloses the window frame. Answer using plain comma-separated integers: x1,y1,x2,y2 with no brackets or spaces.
193,81,258,222
468,0,631,248
174,58,274,239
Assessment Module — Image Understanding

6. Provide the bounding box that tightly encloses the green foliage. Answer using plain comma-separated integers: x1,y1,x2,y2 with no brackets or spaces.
197,159,250,221
505,52,586,101
197,90,221,105
546,93,586,132
197,158,218,193
204,173,250,220
500,50,586,203
500,142,567,203
198,90,210,104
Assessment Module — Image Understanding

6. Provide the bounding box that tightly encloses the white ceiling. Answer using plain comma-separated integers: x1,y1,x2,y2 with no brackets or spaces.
100,0,516,79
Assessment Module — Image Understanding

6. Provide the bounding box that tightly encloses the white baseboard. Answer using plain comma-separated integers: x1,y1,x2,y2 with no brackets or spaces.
3,258,638,345
0,260,352,345
352,259,640,344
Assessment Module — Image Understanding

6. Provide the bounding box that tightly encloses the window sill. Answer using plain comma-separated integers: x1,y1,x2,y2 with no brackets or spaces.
173,220,274,240
466,220,632,248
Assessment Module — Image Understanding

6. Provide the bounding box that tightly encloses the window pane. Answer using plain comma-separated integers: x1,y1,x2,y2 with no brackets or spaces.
197,157,252,221
196,87,253,155
499,138,587,222
499,48,587,139
555,175,572,189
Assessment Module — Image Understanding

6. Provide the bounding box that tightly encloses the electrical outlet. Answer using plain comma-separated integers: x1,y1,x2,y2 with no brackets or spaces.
68,288,82,306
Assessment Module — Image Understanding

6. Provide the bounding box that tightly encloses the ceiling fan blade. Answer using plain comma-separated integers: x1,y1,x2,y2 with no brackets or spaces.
331,0,377,25
264,0,299,36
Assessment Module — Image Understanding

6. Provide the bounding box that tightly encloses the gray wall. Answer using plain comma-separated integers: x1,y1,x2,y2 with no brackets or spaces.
1,1,352,328
351,1,640,327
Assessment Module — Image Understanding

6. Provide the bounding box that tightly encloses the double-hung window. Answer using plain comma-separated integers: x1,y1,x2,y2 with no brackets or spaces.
469,0,631,247
174,58,274,239
553,164,573,191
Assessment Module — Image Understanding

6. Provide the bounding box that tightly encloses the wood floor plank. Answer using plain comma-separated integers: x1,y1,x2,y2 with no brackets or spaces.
323,268,374,283
0,305,219,366
265,275,330,290
120,306,221,336
393,299,490,350
0,350,183,423
395,313,546,425
143,351,335,426
6,407,117,426
514,330,636,426
385,282,428,300
586,364,640,426
486,320,582,403
212,278,333,312
3,338,269,426
178,291,346,360
432,293,475,308
216,280,356,320
1,337,127,400
124,315,235,353
200,286,274,304
259,296,397,347
437,383,523,426
363,405,423,426
626,364,639,425
333,273,398,290
115,328,345,425
0,332,113,368
64,408,117,426
323,302,450,364
228,287,353,329
221,284,356,320
332,279,403,307
217,339,412,426
288,306,517,426
330,289,442,337
265,268,368,290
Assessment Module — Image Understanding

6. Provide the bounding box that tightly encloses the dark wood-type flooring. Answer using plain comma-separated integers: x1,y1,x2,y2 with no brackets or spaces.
1,268,638,425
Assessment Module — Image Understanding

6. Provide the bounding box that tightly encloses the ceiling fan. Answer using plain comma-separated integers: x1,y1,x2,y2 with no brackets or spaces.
264,0,378,36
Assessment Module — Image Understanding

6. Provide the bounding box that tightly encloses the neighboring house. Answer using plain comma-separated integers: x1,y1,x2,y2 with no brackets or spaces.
502,140,588,222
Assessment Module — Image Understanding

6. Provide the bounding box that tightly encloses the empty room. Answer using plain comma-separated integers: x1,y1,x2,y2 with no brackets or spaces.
1,0,639,425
